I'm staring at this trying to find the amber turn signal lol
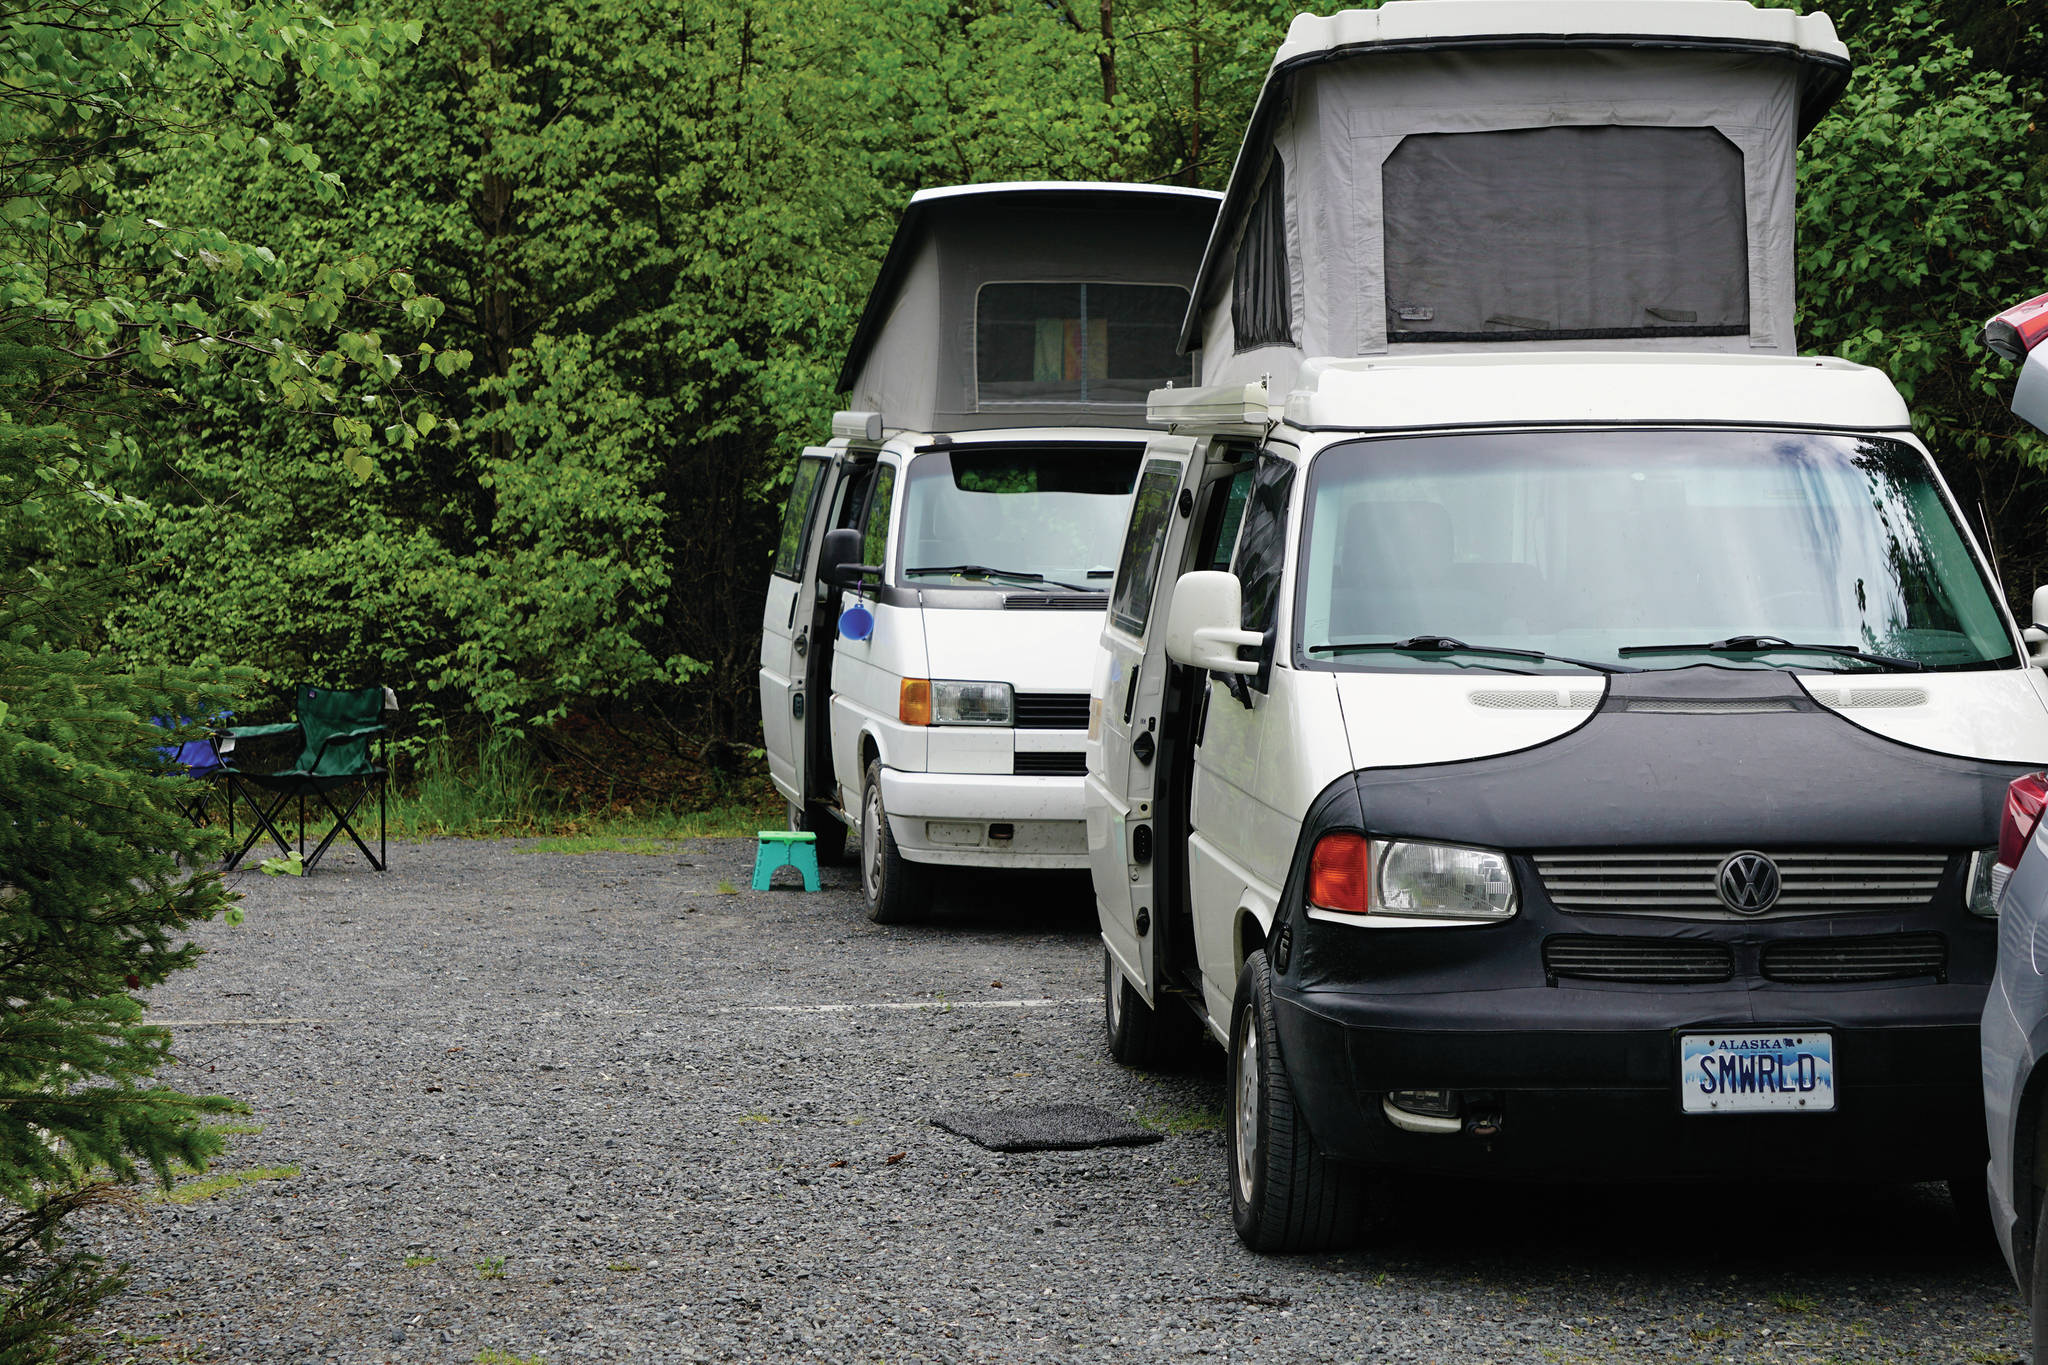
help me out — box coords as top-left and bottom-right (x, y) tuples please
(1308, 831), (1372, 914)
(899, 678), (932, 727)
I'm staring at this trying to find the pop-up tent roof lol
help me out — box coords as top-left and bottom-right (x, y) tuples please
(1185, 0), (1851, 394)
(839, 183), (1222, 434)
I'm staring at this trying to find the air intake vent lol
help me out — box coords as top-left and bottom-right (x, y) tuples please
(1804, 687), (1930, 709)
(1014, 752), (1087, 776)
(1544, 936), (1734, 984)
(1469, 689), (1603, 710)
(1760, 933), (1946, 984)
(1013, 693), (1091, 729)
(1003, 593), (1107, 610)
(1620, 698), (1799, 714)
(1532, 850), (1950, 917)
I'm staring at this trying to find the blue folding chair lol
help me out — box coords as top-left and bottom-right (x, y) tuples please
(155, 717), (234, 833)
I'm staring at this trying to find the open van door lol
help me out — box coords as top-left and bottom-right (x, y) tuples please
(1089, 436), (1202, 1005)
(761, 448), (833, 815)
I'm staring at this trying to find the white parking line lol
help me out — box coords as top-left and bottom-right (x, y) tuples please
(151, 998), (1094, 1027)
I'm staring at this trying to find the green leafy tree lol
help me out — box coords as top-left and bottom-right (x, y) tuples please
(0, 0), (432, 1350)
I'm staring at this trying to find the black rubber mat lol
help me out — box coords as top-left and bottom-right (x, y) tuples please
(929, 1103), (1164, 1152)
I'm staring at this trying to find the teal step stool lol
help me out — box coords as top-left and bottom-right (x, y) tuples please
(752, 830), (821, 892)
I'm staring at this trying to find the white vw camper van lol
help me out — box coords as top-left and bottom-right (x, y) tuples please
(760, 183), (1220, 923)
(1087, 1), (2048, 1251)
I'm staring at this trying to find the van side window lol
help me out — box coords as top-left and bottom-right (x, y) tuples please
(1202, 467), (1254, 572)
(861, 464), (897, 572)
(772, 457), (829, 579)
(1233, 454), (1296, 678)
(1109, 460), (1182, 636)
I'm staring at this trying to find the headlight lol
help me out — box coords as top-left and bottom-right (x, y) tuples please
(1968, 847), (2003, 918)
(930, 680), (1012, 726)
(1308, 832), (1516, 924)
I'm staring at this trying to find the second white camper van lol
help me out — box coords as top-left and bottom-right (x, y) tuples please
(760, 183), (1220, 923)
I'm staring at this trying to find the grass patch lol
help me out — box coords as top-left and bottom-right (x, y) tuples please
(474, 1351), (542, 1365)
(606, 1262), (638, 1273)
(1771, 1293), (1818, 1314)
(1138, 1106), (1226, 1135)
(149, 1166), (300, 1204)
(475, 1255), (506, 1280)
(201, 1122), (265, 1137)
(402, 1254), (439, 1268)
(715, 879), (739, 895)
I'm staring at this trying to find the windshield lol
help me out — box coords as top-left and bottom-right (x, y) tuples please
(1295, 431), (2016, 673)
(897, 446), (1142, 592)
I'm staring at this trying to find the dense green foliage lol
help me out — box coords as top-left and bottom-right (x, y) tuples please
(78, 0), (2047, 755)
(1, 0), (432, 1351)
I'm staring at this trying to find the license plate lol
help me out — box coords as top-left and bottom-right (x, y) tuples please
(1680, 1032), (1835, 1114)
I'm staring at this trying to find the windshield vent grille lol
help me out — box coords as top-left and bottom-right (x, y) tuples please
(1014, 751), (1087, 777)
(1804, 687), (1930, 709)
(1533, 850), (1951, 917)
(1468, 689), (1603, 710)
(1619, 698), (1799, 714)
(1013, 693), (1091, 730)
(1759, 933), (1947, 984)
(1003, 594), (1107, 610)
(1544, 936), (1734, 984)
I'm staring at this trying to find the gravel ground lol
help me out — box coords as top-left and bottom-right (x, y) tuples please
(77, 836), (2028, 1365)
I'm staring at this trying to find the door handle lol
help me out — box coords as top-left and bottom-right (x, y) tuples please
(794, 631), (808, 658)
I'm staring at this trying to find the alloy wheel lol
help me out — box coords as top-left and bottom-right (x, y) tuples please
(862, 784), (884, 902)
(1234, 1009), (1260, 1203)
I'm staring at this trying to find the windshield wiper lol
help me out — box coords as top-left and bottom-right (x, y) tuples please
(1616, 635), (1924, 671)
(1307, 634), (1635, 674)
(905, 564), (1100, 594)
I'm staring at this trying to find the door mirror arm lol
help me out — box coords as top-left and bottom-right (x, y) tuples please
(1164, 571), (1262, 677)
(819, 527), (883, 591)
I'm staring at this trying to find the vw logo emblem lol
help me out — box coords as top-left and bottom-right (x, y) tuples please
(1716, 851), (1781, 914)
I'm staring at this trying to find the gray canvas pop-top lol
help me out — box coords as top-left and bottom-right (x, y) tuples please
(1186, 0), (1852, 397)
(838, 183), (1222, 435)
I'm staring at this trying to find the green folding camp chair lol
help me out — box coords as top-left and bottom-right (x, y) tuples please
(222, 685), (393, 873)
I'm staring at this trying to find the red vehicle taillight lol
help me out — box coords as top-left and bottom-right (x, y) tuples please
(1984, 292), (2048, 364)
(1998, 772), (2048, 872)
(1308, 832), (1372, 914)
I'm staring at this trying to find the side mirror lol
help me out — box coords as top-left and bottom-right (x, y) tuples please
(2017, 348), (2048, 435)
(820, 527), (878, 590)
(1164, 571), (1263, 676)
(2028, 585), (2048, 667)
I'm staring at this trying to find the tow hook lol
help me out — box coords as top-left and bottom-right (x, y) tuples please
(1465, 1112), (1502, 1139)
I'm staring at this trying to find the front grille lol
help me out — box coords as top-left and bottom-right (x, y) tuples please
(1760, 933), (1947, 984)
(1013, 692), (1091, 729)
(1003, 593), (1106, 610)
(1544, 936), (1734, 984)
(1014, 752), (1086, 777)
(1532, 850), (1949, 917)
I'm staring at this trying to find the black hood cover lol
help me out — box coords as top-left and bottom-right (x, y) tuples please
(1349, 665), (2036, 850)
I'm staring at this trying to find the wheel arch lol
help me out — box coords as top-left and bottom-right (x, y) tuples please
(2017, 1059), (2048, 1292)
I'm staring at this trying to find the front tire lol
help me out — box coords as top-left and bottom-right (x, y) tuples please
(860, 760), (930, 924)
(789, 800), (847, 866)
(1104, 946), (1194, 1069)
(1227, 950), (1366, 1252)
(2033, 1181), (2048, 1363)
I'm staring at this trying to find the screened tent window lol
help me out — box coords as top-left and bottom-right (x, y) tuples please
(976, 283), (1192, 406)
(772, 457), (828, 579)
(1232, 157), (1292, 349)
(1110, 461), (1182, 636)
(1383, 126), (1749, 343)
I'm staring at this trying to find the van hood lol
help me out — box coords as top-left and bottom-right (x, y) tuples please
(1332, 664), (2043, 850)
(1330, 664), (2048, 773)
(918, 601), (1104, 692)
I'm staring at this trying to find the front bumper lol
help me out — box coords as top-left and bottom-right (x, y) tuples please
(877, 769), (1087, 869)
(1276, 979), (1985, 1181)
